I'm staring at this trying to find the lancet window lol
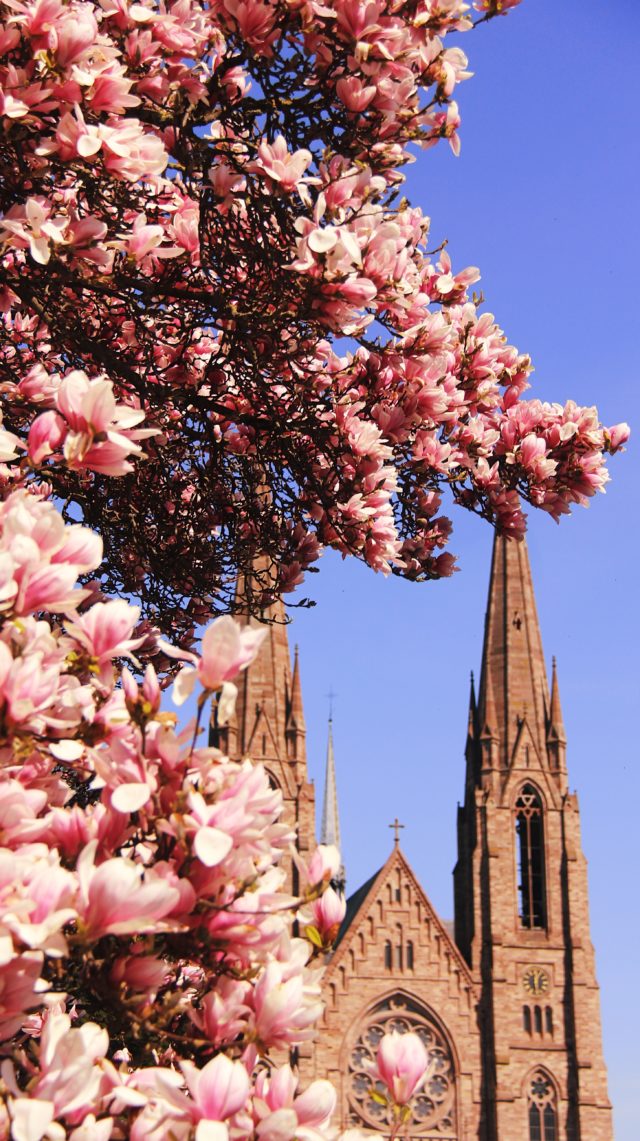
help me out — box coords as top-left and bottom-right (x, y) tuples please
(348, 996), (457, 1139)
(515, 785), (547, 929)
(527, 1071), (557, 1141)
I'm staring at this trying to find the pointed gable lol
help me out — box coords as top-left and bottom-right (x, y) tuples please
(328, 846), (477, 1004)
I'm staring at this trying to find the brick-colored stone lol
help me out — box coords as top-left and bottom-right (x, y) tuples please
(231, 537), (613, 1139)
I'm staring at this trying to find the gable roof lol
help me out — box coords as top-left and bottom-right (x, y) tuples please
(327, 845), (477, 995)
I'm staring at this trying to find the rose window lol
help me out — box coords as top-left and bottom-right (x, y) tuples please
(348, 996), (457, 1138)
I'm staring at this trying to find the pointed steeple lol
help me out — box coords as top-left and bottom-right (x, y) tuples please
(320, 716), (345, 889)
(548, 657), (566, 740)
(232, 559), (305, 769)
(546, 656), (567, 773)
(478, 531), (549, 768)
(466, 672), (477, 743)
(285, 645), (306, 760)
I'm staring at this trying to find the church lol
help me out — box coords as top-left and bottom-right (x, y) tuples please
(216, 533), (613, 1140)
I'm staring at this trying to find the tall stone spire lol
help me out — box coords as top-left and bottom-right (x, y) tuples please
(225, 559), (315, 893)
(232, 563), (305, 767)
(477, 531), (549, 768)
(320, 716), (345, 889)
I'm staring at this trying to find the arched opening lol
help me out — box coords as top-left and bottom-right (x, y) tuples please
(526, 1070), (558, 1141)
(545, 1007), (553, 1036)
(347, 995), (458, 1138)
(523, 1006), (532, 1035)
(384, 940), (392, 970)
(407, 940), (415, 970)
(515, 784), (547, 929)
(534, 1005), (542, 1035)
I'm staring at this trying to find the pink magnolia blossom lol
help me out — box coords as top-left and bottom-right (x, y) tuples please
(65, 600), (145, 677)
(374, 1031), (429, 1104)
(251, 135), (313, 192)
(252, 959), (323, 1048)
(303, 845), (341, 891)
(56, 371), (156, 477)
(27, 410), (67, 466)
(76, 842), (181, 938)
(306, 886), (346, 946)
(172, 615), (267, 705)
(0, 491), (102, 616)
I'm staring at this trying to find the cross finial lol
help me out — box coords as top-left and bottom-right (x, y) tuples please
(326, 688), (337, 721)
(389, 817), (405, 846)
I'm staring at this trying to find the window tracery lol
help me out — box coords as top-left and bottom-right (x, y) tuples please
(348, 996), (457, 1138)
(527, 1070), (558, 1141)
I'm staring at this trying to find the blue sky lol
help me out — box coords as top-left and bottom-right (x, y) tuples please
(286, 1), (639, 1135)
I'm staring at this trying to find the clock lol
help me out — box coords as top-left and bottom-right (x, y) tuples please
(522, 967), (550, 997)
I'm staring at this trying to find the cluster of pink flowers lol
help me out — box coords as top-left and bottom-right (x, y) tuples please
(0, 486), (355, 1138)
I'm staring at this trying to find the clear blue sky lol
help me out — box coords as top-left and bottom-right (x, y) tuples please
(286, 2), (639, 1136)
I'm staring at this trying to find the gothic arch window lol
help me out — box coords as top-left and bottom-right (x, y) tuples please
(515, 784), (547, 929)
(534, 1005), (542, 1035)
(407, 940), (415, 970)
(526, 1070), (558, 1141)
(545, 1007), (553, 1036)
(348, 995), (457, 1138)
(523, 1006), (532, 1035)
(384, 941), (392, 970)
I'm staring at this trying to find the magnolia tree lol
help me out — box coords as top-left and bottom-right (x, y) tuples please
(0, 496), (431, 1141)
(0, 0), (629, 641)
(0, 0), (630, 1137)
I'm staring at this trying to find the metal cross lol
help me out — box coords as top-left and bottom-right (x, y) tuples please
(325, 688), (337, 721)
(389, 818), (405, 845)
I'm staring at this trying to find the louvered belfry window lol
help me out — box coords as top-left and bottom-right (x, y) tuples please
(515, 785), (547, 929)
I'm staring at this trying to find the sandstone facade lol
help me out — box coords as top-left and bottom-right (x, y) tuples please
(225, 537), (613, 1140)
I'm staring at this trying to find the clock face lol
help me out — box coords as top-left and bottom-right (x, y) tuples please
(522, 967), (550, 997)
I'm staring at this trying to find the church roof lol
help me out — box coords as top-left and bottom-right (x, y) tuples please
(335, 867), (382, 947)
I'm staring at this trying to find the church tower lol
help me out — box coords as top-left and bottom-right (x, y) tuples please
(453, 534), (613, 1140)
(211, 566), (316, 893)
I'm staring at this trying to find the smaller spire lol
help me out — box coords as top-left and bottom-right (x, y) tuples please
(287, 645), (306, 732)
(285, 644), (306, 763)
(320, 715), (345, 889)
(548, 656), (567, 743)
(467, 671), (477, 741)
